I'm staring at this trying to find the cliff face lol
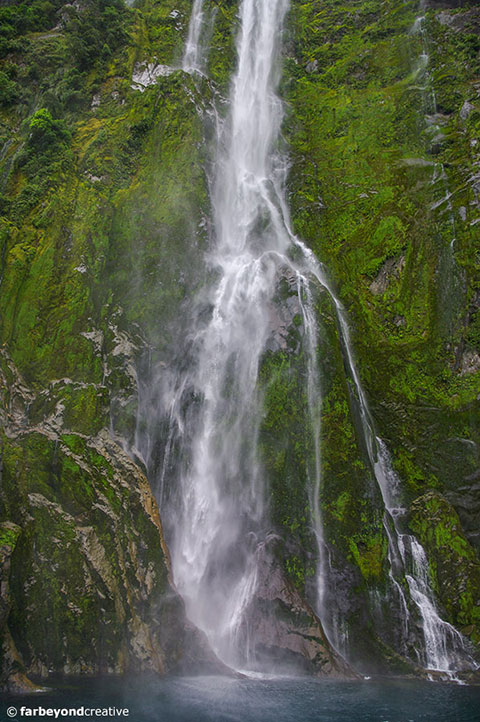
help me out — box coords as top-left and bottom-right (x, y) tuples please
(0, 404), (219, 688)
(0, 0), (479, 685)
(283, 0), (480, 668)
(0, 0), (218, 689)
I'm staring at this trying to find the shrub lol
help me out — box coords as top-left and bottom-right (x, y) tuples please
(28, 108), (70, 150)
(0, 70), (17, 105)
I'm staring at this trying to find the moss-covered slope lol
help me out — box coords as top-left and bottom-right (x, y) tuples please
(282, 0), (480, 665)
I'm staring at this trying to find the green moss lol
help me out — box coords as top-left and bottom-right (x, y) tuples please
(0, 0), (479, 675)
(259, 347), (311, 533)
(62, 385), (108, 435)
(206, 0), (238, 89)
(1, 428), (172, 672)
(138, 0), (193, 66)
(348, 533), (387, 582)
(284, 555), (316, 591)
(286, 0), (480, 537)
(105, 73), (209, 347)
(0, 522), (21, 551)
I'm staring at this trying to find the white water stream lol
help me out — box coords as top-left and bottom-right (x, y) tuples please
(175, 0), (292, 666)
(148, 0), (476, 676)
(182, 0), (206, 73)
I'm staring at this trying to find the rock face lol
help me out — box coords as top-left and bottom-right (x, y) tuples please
(426, 1), (472, 9)
(284, 0), (480, 669)
(0, 522), (41, 692)
(239, 535), (352, 677)
(0, 0), (222, 688)
(131, 60), (175, 92)
(369, 256), (406, 296)
(0, 355), (223, 689)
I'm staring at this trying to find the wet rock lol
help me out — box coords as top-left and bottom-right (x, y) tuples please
(399, 157), (435, 168)
(430, 2), (475, 14)
(460, 349), (480, 375)
(460, 101), (475, 122)
(238, 535), (353, 677)
(434, 7), (480, 34)
(429, 132), (447, 155)
(369, 255), (405, 296)
(425, 113), (450, 127)
(0, 411), (225, 684)
(131, 61), (175, 92)
(0, 522), (41, 692)
(265, 266), (303, 352)
(447, 479), (480, 551)
(409, 493), (480, 648)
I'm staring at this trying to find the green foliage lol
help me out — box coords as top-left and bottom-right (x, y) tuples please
(64, 0), (132, 72)
(287, 0), (480, 515)
(348, 532), (387, 582)
(0, 0), (478, 676)
(0, 522), (21, 551)
(284, 555), (315, 590)
(0, 1), (64, 58)
(0, 0), (233, 683)
(0, 424), (182, 671)
(465, 306), (480, 350)
(28, 108), (70, 150)
(258, 348), (311, 531)
(206, 0), (238, 88)
(9, 108), (72, 222)
(0, 69), (17, 105)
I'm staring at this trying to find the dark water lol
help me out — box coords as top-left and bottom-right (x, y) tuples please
(3, 676), (480, 722)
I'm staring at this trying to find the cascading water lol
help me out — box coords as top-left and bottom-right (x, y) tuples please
(182, 0), (206, 73)
(141, 0), (477, 677)
(166, 0), (292, 667)
(283, 243), (476, 676)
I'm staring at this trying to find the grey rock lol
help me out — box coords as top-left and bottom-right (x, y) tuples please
(131, 61), (175, 92)
(460, 349), (480, 375)
(369, 255), (405, 296)
(237, 534), (353, 677)
(460, 101), (475, 122)
(0, 522), (42, 692)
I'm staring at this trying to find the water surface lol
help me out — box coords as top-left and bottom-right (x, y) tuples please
(4, 676), (480, 722)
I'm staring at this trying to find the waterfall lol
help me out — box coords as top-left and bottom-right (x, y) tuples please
(296, 248), (476, 673)
(170, 0), (291, 667)
(146, 0), (476, 676)
(182, 0), (206, 73)
(406, 537), (469, 673)
(375, 441), (476, 675)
